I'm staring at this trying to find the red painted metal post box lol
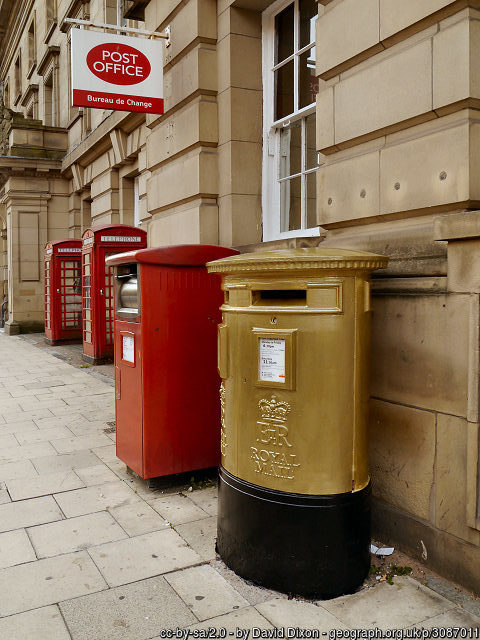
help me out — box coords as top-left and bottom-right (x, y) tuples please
(106, 244), (239, 480)
(82, 224), (147, 364)
(44, 239), (83, 345)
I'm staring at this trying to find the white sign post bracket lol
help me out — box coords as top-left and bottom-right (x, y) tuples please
(64, 18), (169, 43)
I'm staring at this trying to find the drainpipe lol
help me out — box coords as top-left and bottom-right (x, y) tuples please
(0, 298), (7, 328)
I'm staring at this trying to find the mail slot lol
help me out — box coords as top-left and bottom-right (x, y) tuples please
(207, 248), (388, 599)
(44, 239), (82, 345)
(106, 244), (239, 480)
(81, 224), (147, 364)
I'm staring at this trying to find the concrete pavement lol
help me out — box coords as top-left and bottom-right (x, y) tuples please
(0, 332), (478, 639)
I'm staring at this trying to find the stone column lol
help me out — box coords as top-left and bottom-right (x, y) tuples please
(1, 177), (50, 334)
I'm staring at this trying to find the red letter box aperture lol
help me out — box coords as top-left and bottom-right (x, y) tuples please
(82, 224), (147, 364)
(44, 239), (83, 344)
(106, 244), (239, 479)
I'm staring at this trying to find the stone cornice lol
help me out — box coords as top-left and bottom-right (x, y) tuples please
(62, 111), (145, 172)
(37, 45), (60, 77)
(0, 156), (62, 186)
(20, 83), (39, 108)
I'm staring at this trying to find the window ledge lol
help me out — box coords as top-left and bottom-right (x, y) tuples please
(43, 20), (57, 44)
(26, 62), (37, 79)
(237, 234), (325, 253)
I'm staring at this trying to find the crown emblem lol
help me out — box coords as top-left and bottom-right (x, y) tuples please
(258, 395), (291, 423)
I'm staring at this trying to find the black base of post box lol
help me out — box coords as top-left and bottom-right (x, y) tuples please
(217, 466), (371, 599)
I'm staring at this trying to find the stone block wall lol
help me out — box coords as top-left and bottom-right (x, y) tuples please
(316, 0), (480, 591)
(144, 0), (262, 247)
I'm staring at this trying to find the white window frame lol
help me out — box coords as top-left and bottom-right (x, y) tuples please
(262, 0), (320, 241)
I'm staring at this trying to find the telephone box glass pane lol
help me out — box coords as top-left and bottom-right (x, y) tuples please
(60, 258), (82, 331)
(104, 253), (116, 346)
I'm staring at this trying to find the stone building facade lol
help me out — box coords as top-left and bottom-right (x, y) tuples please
(0, 0), (479, 592)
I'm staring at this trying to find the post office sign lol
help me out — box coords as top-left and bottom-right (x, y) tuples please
(71, 28), (163, 114)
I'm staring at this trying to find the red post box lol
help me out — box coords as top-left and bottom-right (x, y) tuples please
(82, 224), (147, 364)
(106, 244), (239, 480)
(44, 239), (83, 345)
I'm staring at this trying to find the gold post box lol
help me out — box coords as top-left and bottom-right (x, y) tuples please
(207, 248), (388, 599)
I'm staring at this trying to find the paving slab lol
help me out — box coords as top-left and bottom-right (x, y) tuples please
(0, 551), (107, 616)
(187, 485), (218, 516)
(75, 463), (119, 486)
(88, 528), (202, 587)
(59, 574), (196, 640)
(68, 421), (112, 438)
(0, 481), (11, 504)
(0, 459), (38, 482)
(0, 399), (22, 413)
(0, 495), (63, 532)
(0, 433), (22, 448)
(210, 558), (287, 606)
(407, 607), (480, 628)
(92, 444), (119, 462)
(1, 334), (478, 636)
(34, 415), (85, 429)
(10, 388), (44, 398)
(0, 605), (71, 640)
(6, 469), (84, 501)
(109, 501), (168, 537)
(15, 426), (74, 444)
(184, 607), (274, 634)
(425, 576), (480, 618)
(0, 441), (56, 463)
(257, 598), (349, 630)
(51, 433), (113, 454)
(166, 564), (249, 621)
(32, 450), (103, 474)
(0, 529), (37, 568)
(149, 493), (210, 525)
(175, 516), (217, 561)
(321, 578), (455, 629)
(0, 419), (38, 433)
(28, 511), (128, 558)
(18, 399), (68, 412)
(54, 480), (141, 517)
(2, 408), (54, 422)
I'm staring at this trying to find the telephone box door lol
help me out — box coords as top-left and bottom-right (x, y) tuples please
(58, 258), (82, 338)
(82, 247), (94, 349)
(98, 248), (117, 357)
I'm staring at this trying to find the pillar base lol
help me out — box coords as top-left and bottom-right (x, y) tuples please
(217, 466), (371, 599)
(4, 320), (20, 336)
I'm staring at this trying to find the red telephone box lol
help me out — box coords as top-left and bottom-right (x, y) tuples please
(44, 239), (83, 345)
(82, 224), (147, 364)
(106, 244), (239, 479)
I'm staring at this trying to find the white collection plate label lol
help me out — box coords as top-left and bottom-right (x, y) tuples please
(259, 338), (285, 383)
(122, 335), (134, 363)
